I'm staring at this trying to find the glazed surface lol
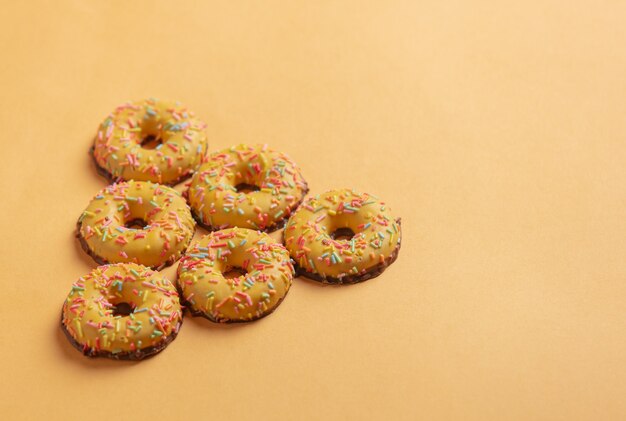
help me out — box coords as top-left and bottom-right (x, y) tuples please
(61, 263), (183, 359)
(77, 181), (195, 269)
(186, 144), (308, 231)
(177, 228), (294, 322)
(93, 98), (209, 185)
(284, 189), (401, 283)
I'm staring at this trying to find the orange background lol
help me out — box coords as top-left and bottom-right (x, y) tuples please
(1, 1), (626, 420)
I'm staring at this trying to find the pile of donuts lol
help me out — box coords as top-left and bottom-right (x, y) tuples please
(61, 99), (402, 360)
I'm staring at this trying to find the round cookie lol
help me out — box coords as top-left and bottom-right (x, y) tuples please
(284, 189), (401, 284)
(177, 228), (294, 323)
(77, 181), (195, 270)
(61, 263), (183, 360)
(186, 144), (308, 232)
(92, 98), (209, 185)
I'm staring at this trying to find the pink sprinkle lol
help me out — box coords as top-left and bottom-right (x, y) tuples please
(215, 297), (230, 309)
(169, 212), (182, 228)
(235, 291), (252, 306)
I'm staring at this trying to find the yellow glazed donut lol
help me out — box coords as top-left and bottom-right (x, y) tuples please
(61, 263), (183, 360)
(177, 228), (294, 323)
(186, 144), (308, 232)
(284, 189), (401, 284)
(92, 98), (209, 185)
(77, 181), (195, 269)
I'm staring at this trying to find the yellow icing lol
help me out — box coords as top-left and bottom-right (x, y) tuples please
(177, 228), (293, 322)
(78, 181), (195, 269)
(61, 263), (182, 356)
(284, 189), (401, 281)
(187, 144), (308, 231)
(93, 99), (209, 184)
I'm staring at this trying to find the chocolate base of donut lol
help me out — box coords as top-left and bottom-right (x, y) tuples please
(75, 219), (185, 271)
(90, 145), (196, 187)
(188, 183), (310, 234)
(294, 219), (402, 285)
(60, 312), (182, 361)
(176, 282), (291, 324)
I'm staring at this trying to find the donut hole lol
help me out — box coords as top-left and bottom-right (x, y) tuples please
(234, 183), (260, 194)
(111, 302), (134, 317)
(125, 218), (148, 230)
(330, 227), (356, 241)
(140, 134), (163, 150)
(222, 266), (247, 279)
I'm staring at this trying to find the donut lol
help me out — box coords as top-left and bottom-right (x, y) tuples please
(186, 144), (308, 232)
(61, 263), (183, 360)
(92, 98), (209, 185)
(177, 227), (294, 323)
(284, 189), (401, 284)
(77, 181), (195, 270)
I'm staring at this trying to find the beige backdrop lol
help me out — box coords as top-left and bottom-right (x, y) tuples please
(1, 1), (626, 420)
